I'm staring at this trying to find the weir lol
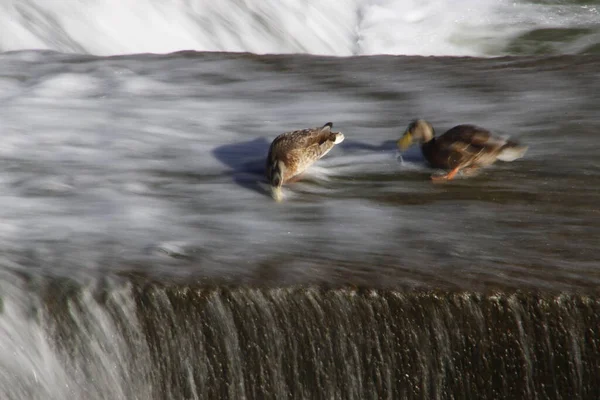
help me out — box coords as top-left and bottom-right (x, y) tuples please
(3, 278), (593, 399)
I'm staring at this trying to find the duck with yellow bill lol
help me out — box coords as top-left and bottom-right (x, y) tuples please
(397, 119), (528, 181)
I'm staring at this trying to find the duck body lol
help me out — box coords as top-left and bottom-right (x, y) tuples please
(398, 120), (528, 180)
(266, 122), (344, 201)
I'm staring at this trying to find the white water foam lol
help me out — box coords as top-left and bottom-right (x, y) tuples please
(0, 0), (598, 57)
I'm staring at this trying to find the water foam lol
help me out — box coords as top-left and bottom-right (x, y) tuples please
(0, 0), (598, 57)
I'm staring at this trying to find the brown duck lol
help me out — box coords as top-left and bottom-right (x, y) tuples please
(266, 122), (344, 201)
(397, 119), (528, 181)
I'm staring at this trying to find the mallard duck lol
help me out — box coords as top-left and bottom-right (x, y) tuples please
(397, 119), (528, 181)
(266, 122), (344, 201)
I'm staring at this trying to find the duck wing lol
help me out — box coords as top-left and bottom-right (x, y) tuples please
(439, 124), (497, 148)
(438, 124), (509, 162)
(271, 122), (337, 151)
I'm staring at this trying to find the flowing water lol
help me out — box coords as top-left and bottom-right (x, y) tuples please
(1, 0), (600, 399)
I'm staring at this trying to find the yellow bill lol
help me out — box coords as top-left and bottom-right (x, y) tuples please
(397, 132), (413, 151)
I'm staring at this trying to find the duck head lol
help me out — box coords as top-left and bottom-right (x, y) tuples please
(397, 119), (435, 150)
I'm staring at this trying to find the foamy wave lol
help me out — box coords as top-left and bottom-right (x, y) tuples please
(0, 1), (599, 57)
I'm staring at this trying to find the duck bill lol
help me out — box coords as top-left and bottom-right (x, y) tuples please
(397, 133), (413, 151)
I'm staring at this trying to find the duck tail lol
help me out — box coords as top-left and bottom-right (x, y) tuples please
(322, 122), (345, 144)
(332, 132), (345, 144)
(497, 140), (528, 162)
(269, 161), (285, 202)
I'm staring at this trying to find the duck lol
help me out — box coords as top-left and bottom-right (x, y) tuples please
(397, 119), (528, 181)
(266, 122), (344, 201)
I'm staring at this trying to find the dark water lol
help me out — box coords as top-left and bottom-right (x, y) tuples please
(25, 282), (600, 399)
(0, 51), (599, 399)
